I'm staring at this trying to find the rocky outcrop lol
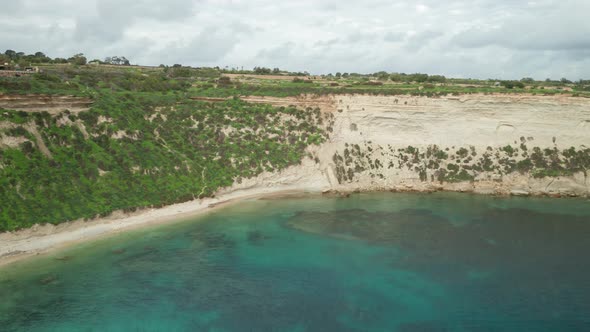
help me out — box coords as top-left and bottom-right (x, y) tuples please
(0, 94), (92, 114)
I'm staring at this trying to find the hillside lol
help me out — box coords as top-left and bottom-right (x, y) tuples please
(1, 63), (589, 232)
(0, 65), (332, 231)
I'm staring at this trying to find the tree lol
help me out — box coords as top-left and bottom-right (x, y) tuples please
(374, 71), (389, 81)
(390, 73), (405, 82)
(68, 53), (87, 65)
(253, 67), (272, 74)
(105, 56), (130, 66)
(28, 51), (51, 63)
(501, 81), (524, 89)
(4, 50), (16, 59)
(218, 76), (232, 85)
(409, 73), (429, 83)
(501, 81), (515, 89)
(427, 75), (447, 83)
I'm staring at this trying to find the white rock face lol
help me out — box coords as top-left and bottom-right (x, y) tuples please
(267, 94), (590, 197)
(330, 94), (590, 149)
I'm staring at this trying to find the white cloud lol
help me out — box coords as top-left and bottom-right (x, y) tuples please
(1, 0), (589, 80)
(416, 4), (429, 13)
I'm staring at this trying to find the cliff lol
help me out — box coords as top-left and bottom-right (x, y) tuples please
(1, 92), (589, 232)
(241, 94), (590, 197)
(1, 92), (589, 259)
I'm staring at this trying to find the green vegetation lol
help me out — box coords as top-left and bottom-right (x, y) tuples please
(189, 78), (590, 99)
(3, 49), (589, 98)
(331, 143), (590, 185)
(0, 62), (329, 231)
(188, 70), (590, 99)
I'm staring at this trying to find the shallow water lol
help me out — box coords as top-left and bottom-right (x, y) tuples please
(1, 192), (590, 331)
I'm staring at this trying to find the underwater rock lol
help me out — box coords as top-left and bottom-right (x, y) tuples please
(39, 275), (58, 285)
(247, 230), (270, 245)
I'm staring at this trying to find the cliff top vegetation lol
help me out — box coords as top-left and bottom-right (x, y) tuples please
(2, 49), (589, 99)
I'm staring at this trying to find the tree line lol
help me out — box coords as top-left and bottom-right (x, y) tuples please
(1, 50), (132, 68)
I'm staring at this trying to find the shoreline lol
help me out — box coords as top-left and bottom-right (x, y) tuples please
(0, 185), (319, 268)
(1, 182), (588, 268)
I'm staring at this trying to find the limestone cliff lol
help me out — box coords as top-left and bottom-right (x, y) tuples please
(243, 94), (590, 197)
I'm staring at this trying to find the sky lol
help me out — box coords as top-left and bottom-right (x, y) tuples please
(1, 0), (589, 79)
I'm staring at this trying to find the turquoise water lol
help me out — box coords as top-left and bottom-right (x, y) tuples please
(2, 192), (590, 331)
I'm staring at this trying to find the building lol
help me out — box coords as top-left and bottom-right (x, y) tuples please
(0, 63), (37, 77)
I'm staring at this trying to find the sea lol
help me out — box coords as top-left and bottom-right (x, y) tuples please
(1, 192), (590, 331)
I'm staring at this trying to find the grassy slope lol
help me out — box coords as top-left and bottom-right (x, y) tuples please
(0, 66), (330, 231)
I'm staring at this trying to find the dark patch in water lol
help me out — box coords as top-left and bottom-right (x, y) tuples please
(287, 207), (590, 272)
(287, 206), (590, 326)
(197, 232), (236, 249)
(178, 265), (374, 331)
(247, 230), (270, 245)
(286, 208), (451, 246)
(39, 274), (58, 285)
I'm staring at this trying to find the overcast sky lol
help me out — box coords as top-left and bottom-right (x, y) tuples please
(1, 0), (589, 79)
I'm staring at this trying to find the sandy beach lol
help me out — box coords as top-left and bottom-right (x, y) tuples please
(0, 184), (321, 268)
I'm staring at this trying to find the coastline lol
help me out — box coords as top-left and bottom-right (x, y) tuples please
(1, 180), (588, 268)
(0, 184), (320, 268)
(2, 92), (589, 268)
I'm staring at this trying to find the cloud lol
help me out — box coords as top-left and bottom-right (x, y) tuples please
(179, 27), (241, 63)
(74, 0), (197, 44)
(405, 30), (444, 51)
(452, 5), (590, 51)
(257, 42), (296, 60)
(0, 1), (24, 15)
(416, 4), (429, 13)
(346, 31), (377, 43)
(384, 32), (405, 43)
(1, 0), (589, 79)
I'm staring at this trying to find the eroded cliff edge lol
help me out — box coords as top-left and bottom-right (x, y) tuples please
(239, 94), (590, 197)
